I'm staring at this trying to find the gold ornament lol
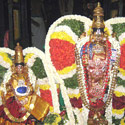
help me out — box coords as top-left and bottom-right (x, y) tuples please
(92, 2), (105, 29)
(14, 43), (24, 64)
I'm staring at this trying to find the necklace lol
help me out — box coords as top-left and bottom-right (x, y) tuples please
(83, 41), (111, 104)
(75, 40), (120, 112)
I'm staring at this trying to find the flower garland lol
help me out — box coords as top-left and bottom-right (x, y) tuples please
(45, 15), (93, 124)
(0, 52), (12, 68)
(45, 15), (125, 124)
(43, 113), (62, 125)
(23, 47), (60, 114)
(45, 15), (92, 124)
(49, 25), (77, 77)
(105, 17), (125, 36)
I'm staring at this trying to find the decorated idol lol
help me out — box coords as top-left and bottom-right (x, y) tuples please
(45, 2), (125, 125)
(76, 3), (120, 124)
(0, 43), (61, 124)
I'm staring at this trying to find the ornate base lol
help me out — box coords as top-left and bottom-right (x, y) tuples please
(88, 117), (108, 125)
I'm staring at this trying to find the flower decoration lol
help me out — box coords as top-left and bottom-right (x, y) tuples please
(104, 27), (110, 36)
(24, 53), (34, 63)
(49, 38), (75, 72)
(43, 113), (62, 125)
(120, 117), (125, 125)
(87, 26), (93, 36)
(0, 52), (12, 68)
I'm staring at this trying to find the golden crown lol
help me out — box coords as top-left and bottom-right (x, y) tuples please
(14, 43), (24, 64)
(92, 2), (105, 29)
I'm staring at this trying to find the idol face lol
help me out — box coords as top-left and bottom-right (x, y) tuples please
(93, 32), (104, 43)
(15, 65), (24, 74)
(91, 28), (105, 44)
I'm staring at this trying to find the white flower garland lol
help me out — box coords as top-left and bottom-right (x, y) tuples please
(118, 32), (125, 42)
(0, 48), (14, 55)
(54, 25), (78, 43)
(114, 85), (125, 93)
(81, 104), (89, 125)
(0, 56), (11, 69)
(105, 17), (125, 35)
(26, 54), (37, 67)
(117, 72), (125, 80)
(109, 36), (120, 51)
(105, 99), (113, 125)
(67, 88), (79, 95)
(73, 108), (84, 125)
(23, 47), (60, 113)
(45, 15), (92, 124)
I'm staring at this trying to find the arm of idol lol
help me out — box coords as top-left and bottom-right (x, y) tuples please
(25, 77), (34, 95)
(17, 97), (28, 113)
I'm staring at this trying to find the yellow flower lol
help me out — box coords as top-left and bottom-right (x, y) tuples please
(51, 31), (75, 45)
(68, 93), (81, 99)
(0, 52), (12, 66)
(112, 108), (124, 115)
(87, 27), (93, 36)
(114, 91), (125, 97)
(55, 115), (61, 123)
(119, 68), (125, 76)
(104, 27), (110, 36)
(121, 117), (125, 125)
(57, 63), (76, 75)
(49, 106), (54, 112)
(120, 39), (125, 46)
(38, 84), (50, 90)
(79, 108), (83, 112)
(52, 113), (61, 125)
(24, 53), (34, 63)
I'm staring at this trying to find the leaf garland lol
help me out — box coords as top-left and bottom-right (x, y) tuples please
(112, 116), (121, 125)
(64, 73), (78, 89)
(111, 23), (125, 40)
(31, 57), (47, 79)
(58, 19), (84, 37)
(0, 65), (7, 84)
(43, 113), (61, 124)
(116, 77), (125, 87)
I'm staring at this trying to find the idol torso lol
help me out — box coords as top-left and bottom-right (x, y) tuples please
(82, 40), (110, 104)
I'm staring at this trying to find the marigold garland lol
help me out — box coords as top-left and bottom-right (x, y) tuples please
(0, 52), (12, 66)
(114, 91), (125, 97)
(120, 117), (125, 125)
(24, 53), (34, 63)
(120, 39), (125, 46)
(44, 113), (62, 125)
(57, 63), (76, 75)
(119, 68), (125, 76)
(112, 108), (124, 115)
(38, 84), (50, 90)
(51, 31), (75, 45)
(68, 93), (81, 99)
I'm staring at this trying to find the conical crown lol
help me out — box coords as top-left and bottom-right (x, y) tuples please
(14, 43), (24, 64)
(92, 2), (105, 29)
